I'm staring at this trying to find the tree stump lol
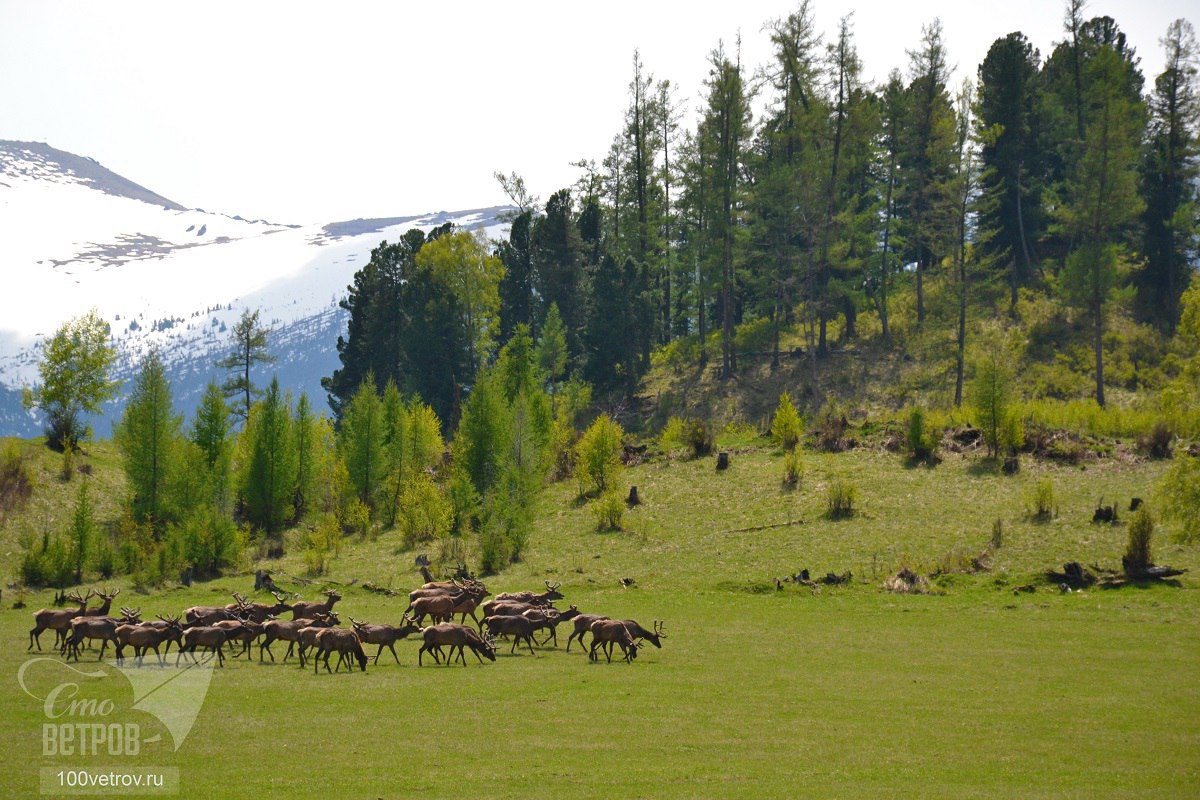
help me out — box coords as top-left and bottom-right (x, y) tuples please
(716, 451), (730, 471)
(1002, 455), (1019, 474)
(627, 485), (640, 506)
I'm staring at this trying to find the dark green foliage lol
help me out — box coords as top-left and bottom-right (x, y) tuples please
(1124, 506), (1154, 573)
(532, 190), (588, 363)
(19, 530), (75, 588)
(684, 418), (714, 458)
(241, 377), (295, 533)
(585, 255), (653, 394)
(339, 375), (384, 511)
(906, 406), (938, 463)
(498, 210), (536, 343)
(67, 479), (94, 583)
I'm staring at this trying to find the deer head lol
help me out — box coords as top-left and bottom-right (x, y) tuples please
(653, 620), (667, 639)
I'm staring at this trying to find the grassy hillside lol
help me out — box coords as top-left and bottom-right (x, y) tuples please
(1, 434), (1196, 797)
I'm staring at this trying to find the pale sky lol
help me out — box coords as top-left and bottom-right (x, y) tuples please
(1, 1), (1193, 224)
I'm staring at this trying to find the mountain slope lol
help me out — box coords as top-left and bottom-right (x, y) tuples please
(0, 140), (511, 435)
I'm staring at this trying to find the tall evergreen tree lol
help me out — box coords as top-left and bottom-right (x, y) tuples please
(1136, 18), (1199, 332)
(531, 190), (588, 363)
(497, 210), (536, 343)
(116, 348), (181, 536)
(340, 374), (385, 511)
(976, 32), (1046, 310)
(241, 377), (295, 533)
(217, 308), (276, 425)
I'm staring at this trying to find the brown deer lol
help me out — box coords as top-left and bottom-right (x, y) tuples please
(482, 615), (539, 655)
(290, 589), (342, 620)
(409, 594), (460, 626)
(312, 628), (368, 673)
(587, 619), (640, 663)
(176, 625), (234, 667)
(417, 623), (496, 666)
(212, 618), (265, 658)
(115, 616), (183, 666)
(348, 616), (422, 665)
(493, 580), (563, 605)
(525, 605), (579, 647)
(620, 619), (666, 649)
(28, 589), (92, 651)
(64, 607), (142, 661)
(259, 612), (338, 662)
(228, 590), (293, 622)
(565, 613), (610, 653)
(185, 593), (250, 625)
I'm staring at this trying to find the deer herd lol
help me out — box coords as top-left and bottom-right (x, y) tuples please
(25, 580), (666, 672)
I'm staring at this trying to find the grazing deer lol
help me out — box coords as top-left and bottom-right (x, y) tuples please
(587, 619), (640, 663)
(290, 589), (342, 620)
(417, 623), (496, 666)
(493, 580), (563, 605)
(29, 589), (92, 651)
(177, 625), (234, 667)
(259, 612), (338, 662)
(620, 619), (666, 649)
(482, 615), (539, 656)
(565, 613), (610, 653)
(312, 628), (368, 673)
(65, 608), (142, 661)
(348, 616), (421, 665)
(115, 616), (183, 667)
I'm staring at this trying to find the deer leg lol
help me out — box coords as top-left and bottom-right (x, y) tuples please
(388, 643), (401, 665)
(523, 634), (536, 656)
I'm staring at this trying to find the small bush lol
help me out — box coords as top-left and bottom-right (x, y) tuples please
(659, 416), (687, 454)
(814, 401), (849, 452)
(18, 531), (75, 588)
(1124, 506), (1154, 574)
(771, 393), (804, 451)
(1028, 478), (1055, 521)
(592, 490), (626, 531)
(782, 449), (802, 487)
(303, 513), (343, 576)
(683, 419), (714, 458)
(1157, 454), (1200, 543)
(0, 441), (34, 521)
(1137, 422), (1173, 459)
(575, 414), (625, 495)
(826, 479), (858, 519)
(397, 473), (454, 549)
(92, 537), (116, 579)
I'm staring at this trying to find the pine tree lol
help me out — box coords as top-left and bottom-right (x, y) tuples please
(217, 308), (276, 425)
(1136, 18), (1199, 333)
(116, 348), (181, 536)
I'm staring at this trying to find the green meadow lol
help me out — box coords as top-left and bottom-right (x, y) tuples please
(2, 446), (1197, 797)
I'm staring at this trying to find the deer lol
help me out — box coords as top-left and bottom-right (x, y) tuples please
(525, 605), (580, 647)
(312, 628), (368, 673)
(28, 589), (92, 651)
(228, 590), (293, 622)
(115, 616), (184, 667)
(565, 613), (610, 653)
(259, 612), (338, 663)
(290, 589), (342, 620)
(64, 607), (142, 661)
(482, 614), (540, 656)
(348, 615), (422, 665)
(417, 623), (496, 666)
(185, 594), (250, 625)
(81, 587), (121, 618)
(620, 619), (666, 650)
(177, 624), (234, 667)
(481, 599), (549, 619)
(493, 580), (563, 605)
(212, 618), (265, 659)
(587, 619), (640, 663)
(409, 594), (460, 626)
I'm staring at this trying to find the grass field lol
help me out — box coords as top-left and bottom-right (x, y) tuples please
(2, 444), (1197, 797)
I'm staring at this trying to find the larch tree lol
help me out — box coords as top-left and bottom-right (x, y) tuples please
(217, 308), (276, 425)
(116, 348), (181, 537)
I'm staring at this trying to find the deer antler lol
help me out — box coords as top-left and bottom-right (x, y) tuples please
(545, 580), (561, 590)
(270, 589), (287, 603)
(653, 620), (666, 637)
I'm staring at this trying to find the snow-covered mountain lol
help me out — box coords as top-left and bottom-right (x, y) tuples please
(0, 140), (512, 437)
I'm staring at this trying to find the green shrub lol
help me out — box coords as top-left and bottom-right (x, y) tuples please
(92, 537), (116, 579)
(782, 449), (802, 487)
(826, 479), (858, 519)
(592, 490), (626, 531)
(1157, 454), (1200, 543)
(1137, 422), (1173, 459)
(0, 441), (34, 521)
(906, 406), (938, 462)
(575, 414), (624, 495)
(660, 416), (687, 455)
(734, 316), (776, 355)
(771, 393), (803, 451)
(1028, 478), (1055, 521)
(1124, 506), (1154, 574)
(18, 531), (75, 588)
(302, 513), (343, 577)
(683, 418), (714, 458)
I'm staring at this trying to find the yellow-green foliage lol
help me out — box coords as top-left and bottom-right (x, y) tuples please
(783, 449), (802, 486)
(302, 512), (344, 576)
(575, 414), (624, 495)
(591, 490), (626, 531)
(826, 478), (858, 519)
(771, 392), (803, 451)
(660, 416), (687, 455)
(1124, 506), (1154, 572)
(1028, 478), (1055, 520)
(397, 472), (454, 549)
(1157, 455), (1200, 543)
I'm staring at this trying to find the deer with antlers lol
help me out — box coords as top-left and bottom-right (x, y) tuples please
(482, 614), (541, 656)
(64, 607), (142, 661)
(587, 619), (641, 664)
(290, 589), (342, 620)
(184, 593), (250, 625)
(492, 580), (563, 605)
(417, 623), (496, 666)
(115, 616), (184, 667)
(176, 624), (234, 667)
(228, 590), (293, 623)
(28, 589), (92, 651)
(348, 615), (422, 665)
(258, 612), (338, 663)
(565, 613), (609, 653)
